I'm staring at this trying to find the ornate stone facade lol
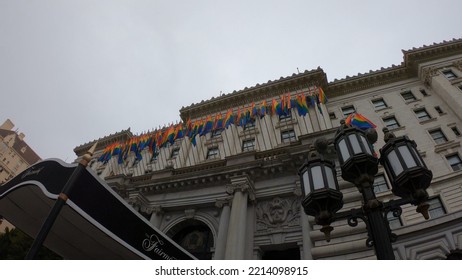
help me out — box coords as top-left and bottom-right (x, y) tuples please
(76, 38), (462, 259)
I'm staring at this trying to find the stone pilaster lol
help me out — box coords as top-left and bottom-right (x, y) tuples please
(148, 206), (163, 229)
(214, 198), (231, 259)
(224, 176), (255, 259)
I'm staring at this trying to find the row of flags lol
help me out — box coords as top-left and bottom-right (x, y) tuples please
(98, 87), (330, 163)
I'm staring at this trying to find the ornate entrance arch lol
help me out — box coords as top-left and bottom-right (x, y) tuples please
(166, 220), (214, 260)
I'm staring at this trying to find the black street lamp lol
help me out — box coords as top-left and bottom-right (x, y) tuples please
(299, 120), (433, 260)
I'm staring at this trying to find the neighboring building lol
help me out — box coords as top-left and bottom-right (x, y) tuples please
(0, 119), (41, 232)
(74, 38), (462, 260)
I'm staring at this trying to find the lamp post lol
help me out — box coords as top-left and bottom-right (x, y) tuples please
(299, 120), (433, 260)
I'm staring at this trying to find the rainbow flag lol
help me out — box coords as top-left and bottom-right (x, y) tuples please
(250, 102), (257, 118)
(296, 93), (308, 116)
(174, 123), (185, 140)
(318, 87), (328, 104)
(201, 115), (214, 136)
(259, 100), (267, 118)
(345, 113), (376, 130)
(213, 113), (224, 130)
(224, 109), (234, 128)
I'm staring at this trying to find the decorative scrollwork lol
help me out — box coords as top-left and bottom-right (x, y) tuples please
(347, 216), (359, 227)
(366, 237), (374, 248)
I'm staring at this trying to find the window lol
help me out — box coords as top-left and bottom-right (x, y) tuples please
(281, 130), (296, 143)
(451, 126), (461, 137)
(211, 129), (223, 138)
(206, 147), (219, 159)
(428, 197), (446, 219)
(386, 212), (403, 230)
(442, 69), (457, 80)
(279, 110), (292, 121)
(329, 112), (336, 119)
(242, 138), (255, 152)
(414, 108), (431, 122)
(243, 121), (255, 130)
(429, 129), (447, 144)
(434, 106), (443, 115)
(401, 91), (416, 102)
(373, 175), (389, 194)
(446, 154), (462, 171)
(383, 116), (400, 130)
(341, 106), (355, 117)
(372, 98), (387, 110)
(420, 89), (428, 96)
(170, 148), (180, 158)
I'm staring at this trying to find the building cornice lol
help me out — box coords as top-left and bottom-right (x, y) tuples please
(327, 38), (462, 98)
(74, 128), (132, 157)
(179, 68), (328, 121)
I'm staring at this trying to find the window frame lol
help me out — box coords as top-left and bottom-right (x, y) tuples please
(386, 211), (403, 230)
(442, 69), (457, 80)
(242, 138), (256, 152)
(451, 126), (461, 137)
(372, 98), (388, 110)
(401, 91), (417, 102)
(429, 129), (448, 145)
(373, 174), (389, 194)
(446, 154), (462, 171)
(206, 147), (220, 159)
(281, 129), (296, 143)
(414, 108), (431, 122)
(170, 147), (180, 158)
(341, 105), (356, 117)
(279, 110), (292, 121)
(427, 197), (446, 219)
(383, 116), (400, 130)
(211, 128), (223, 138)
(243, 121), (256, 130)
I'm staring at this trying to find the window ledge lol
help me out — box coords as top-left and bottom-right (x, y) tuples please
(405, 98), (421, 105)
(419, 117), (437, 125)
(205, 137), (224, 146)
(449, 77), (462, 85)
(375, 106), (392, 113)
(434, 140), (460, 153)
(238, 127), (260, 138)
(388, 126), (406, 133)
(276, 119), (298, 129)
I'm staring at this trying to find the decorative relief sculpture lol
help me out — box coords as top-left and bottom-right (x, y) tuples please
(256, 197), (300, 231)
(453, 60), (462, 71)
(422, 67), (438, 86)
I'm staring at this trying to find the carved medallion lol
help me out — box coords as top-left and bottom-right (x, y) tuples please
(256, 197), (300, 231)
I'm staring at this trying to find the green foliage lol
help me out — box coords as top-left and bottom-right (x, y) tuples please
(0, 227), (62, 260)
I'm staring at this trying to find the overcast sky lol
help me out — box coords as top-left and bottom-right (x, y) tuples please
(1, 0), (461, 162)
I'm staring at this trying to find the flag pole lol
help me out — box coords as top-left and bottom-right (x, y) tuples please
(25, 142), (97, 259)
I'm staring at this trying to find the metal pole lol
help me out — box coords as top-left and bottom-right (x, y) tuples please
(25, 143), (96, 259)
(361, 185), (395, 260)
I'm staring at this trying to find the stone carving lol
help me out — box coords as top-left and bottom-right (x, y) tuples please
(453, 60), (462, 71)
(256, 197), (300, 231)
(422, 67), (438, 86)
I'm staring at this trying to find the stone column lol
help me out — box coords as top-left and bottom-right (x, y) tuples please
(214, 199), (231, 259)
(296, 180), (313, 260)
(224, 176), (255, 259)
(300, 204), (314, 259)
(148, 206), (163, 229)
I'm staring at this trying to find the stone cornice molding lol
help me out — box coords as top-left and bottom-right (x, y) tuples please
(74, 128), (132, 157)
(179, 68), (328, 121)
